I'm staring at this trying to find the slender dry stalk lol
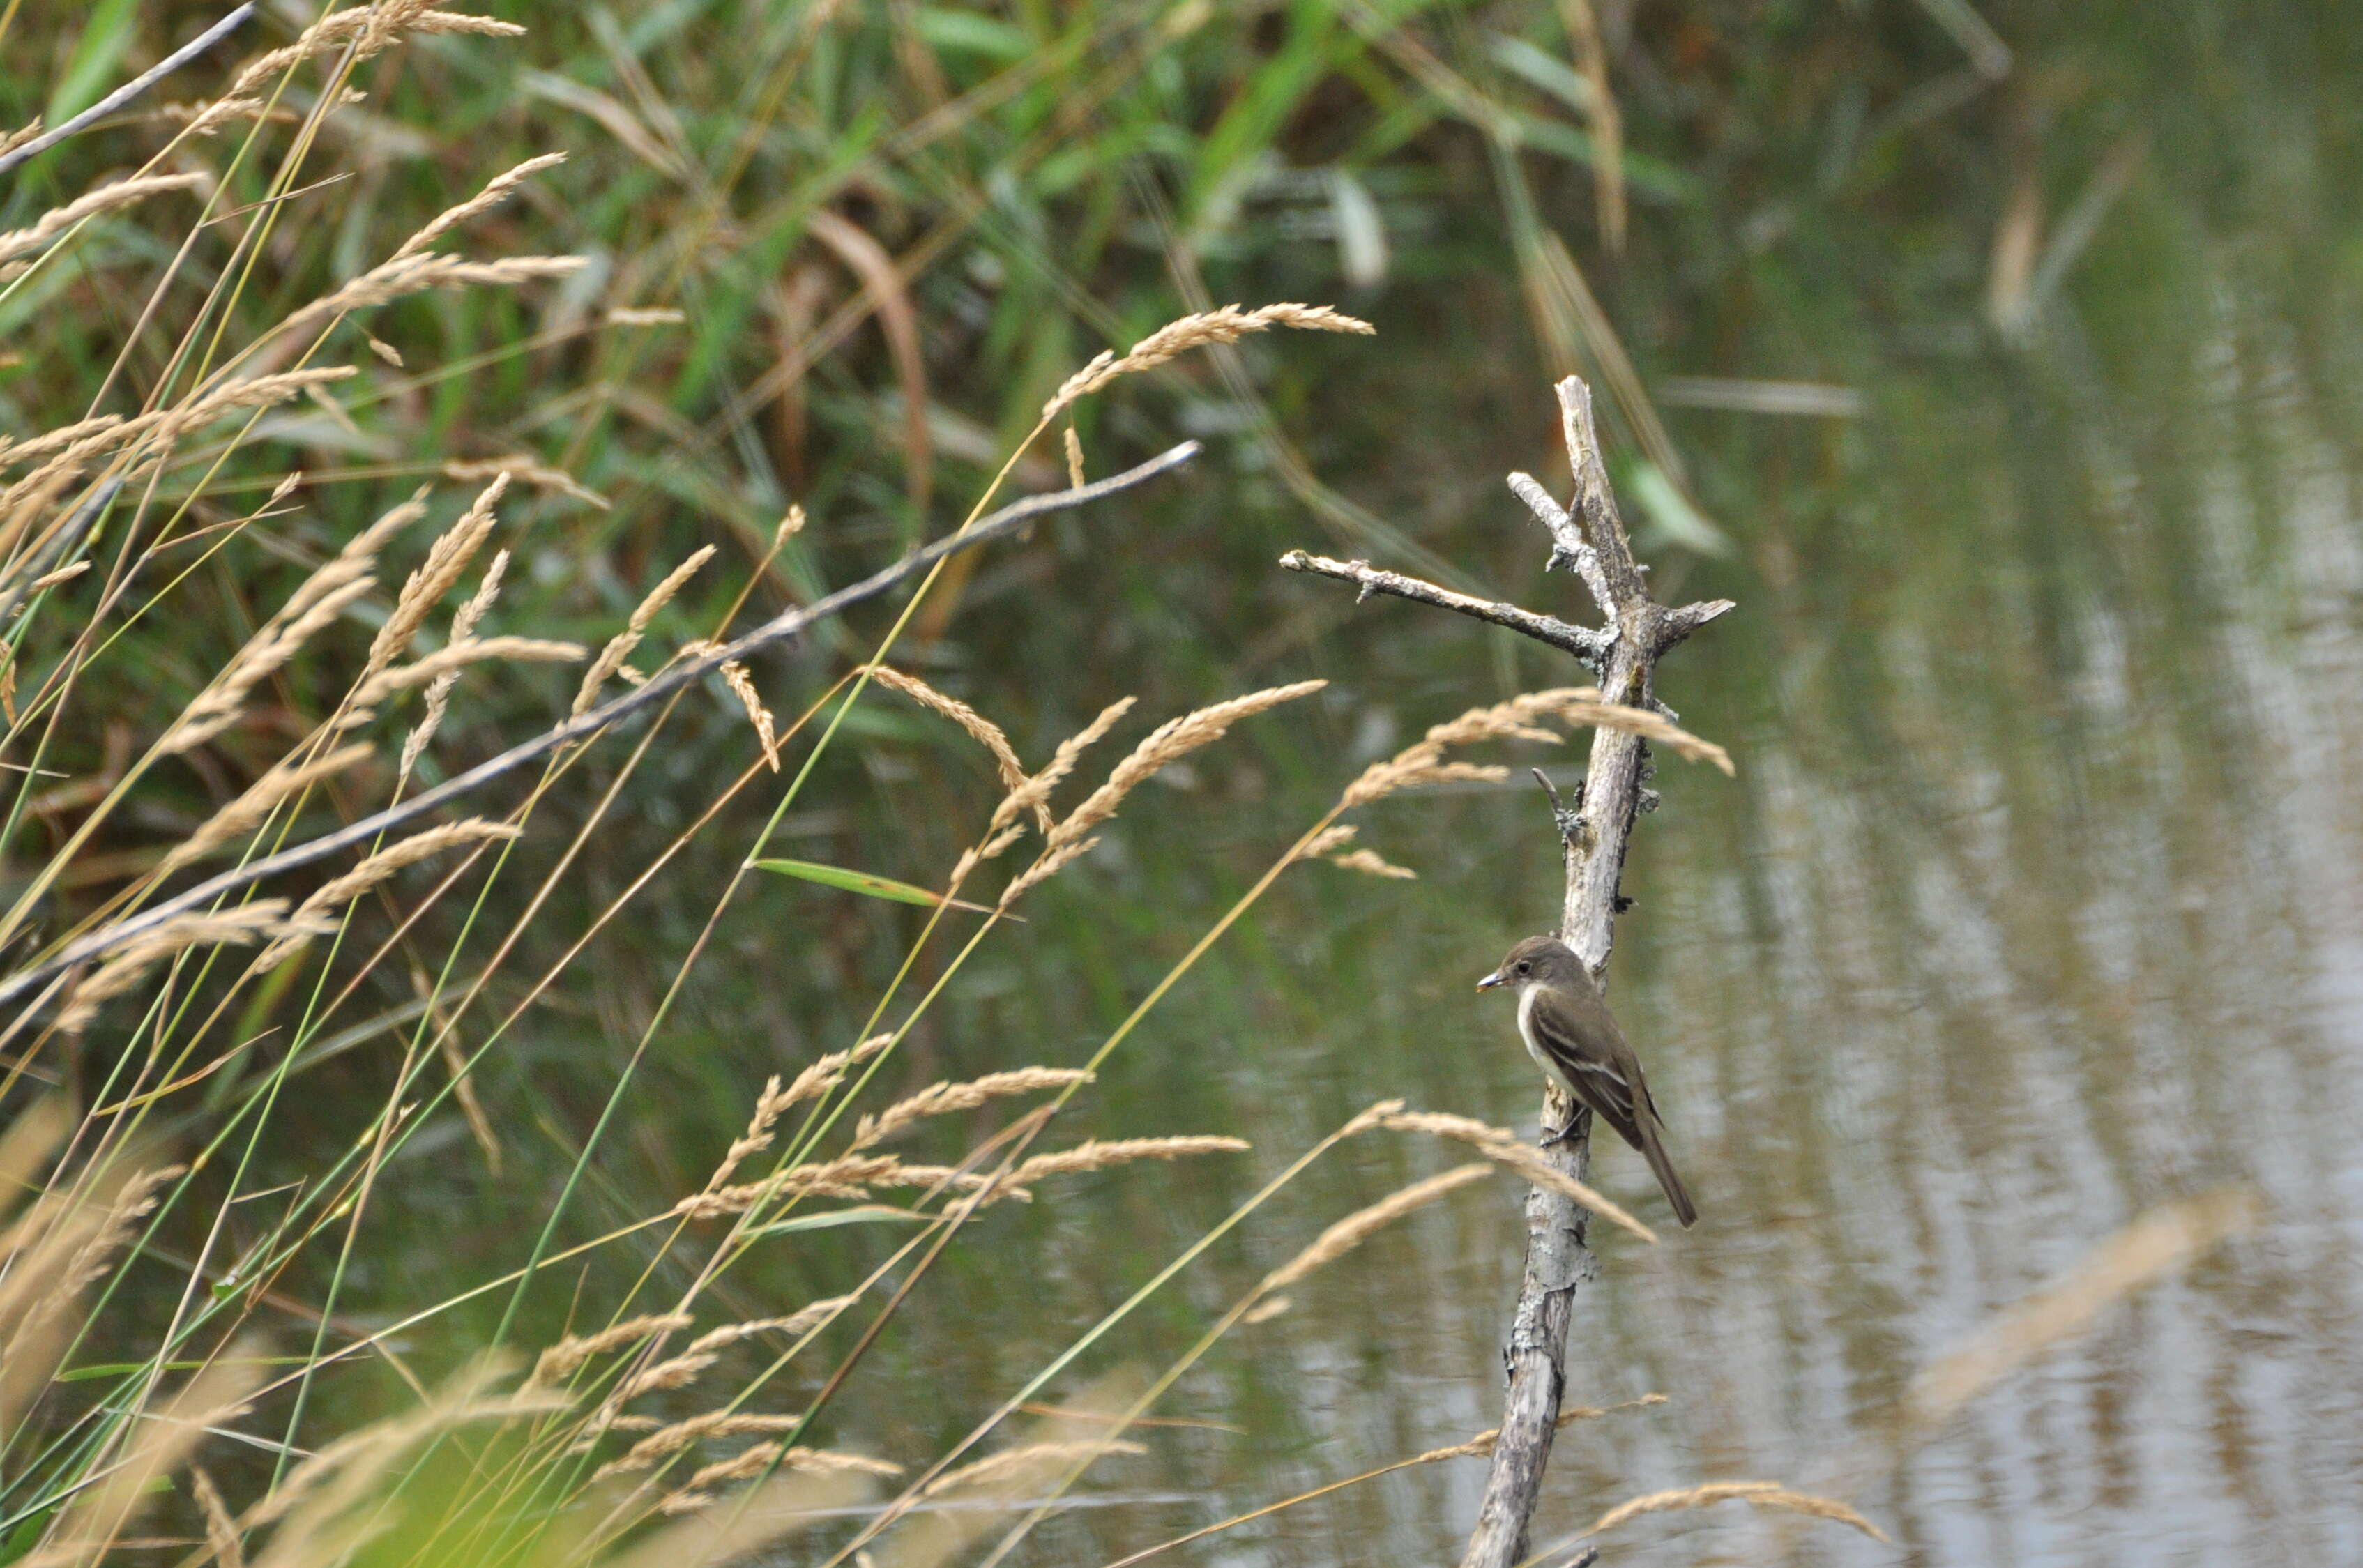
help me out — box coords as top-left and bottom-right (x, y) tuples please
(158, 744), (372, 876)
(575, 547), (715, 715)
(921, 1440), (1145, 1500)
(862, 664), (1028, 800)
(1048, 681), (1326, 851)
(367, 474), (508, 674)
(685, 1297), (858, 1355)
(190, 1467), (245, 1568)
(354, 634), (584, 704)
(673, 1155), (995, 1219)
(1325, 847), (1416, 879)
(442, 452), (606, 508)
(1585, 1481), (1889, 1543)
(987, 696), (1135, 835)
(1378, 1109), (1655, 1244)
(400, 549), (508, 777)
(393, 151), (566, 259)
(276, 254), (585, 343)
(682, 1442), (904, 1495)
(30, 1355), (260, 1565)
(1042, 303), (1374, 420)
(851, 1067), (1091, 1149)
(527, 1314), (696, 1391)
(720, 662), (778, 770)
(0, 173), (208, 266)
(1259, 1164), (1491, 1296)
(778, 1035), (895, 1111)
(1005, 1136), (1248, 1185)
(254, 820), (519, 968)
(1063, 427), (1086, 488)
(595, 1410), (816, 1478)
(229, 5), (526, 97)
(56, 905), (285, 1032)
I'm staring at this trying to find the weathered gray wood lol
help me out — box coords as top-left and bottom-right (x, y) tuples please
(1279, 376), (1728, 1565)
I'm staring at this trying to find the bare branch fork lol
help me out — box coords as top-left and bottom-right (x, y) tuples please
(0, 441), (1199, 1012)
(1282, 378), (1730, 1567)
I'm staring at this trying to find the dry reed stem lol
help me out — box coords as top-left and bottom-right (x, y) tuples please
(1259, 1164), (1491, 1295)
(1586, 1481), (1890, 1543)
(575, 546), (715, 714)
(393, 151), (566, 259)
(57, 906), (284, 1032)
(851, 1067), (1091, 1149)
(721, 662), (778, 770)
(1906, 1189), (2259, 1433)
(158, 744), (372, 876)
(528, 1313), (695, 1390)
(401, 548), (508, 776)
(278, 254), (584, 342)
(1042, 303), (1374, 420)
(1325, 847), (1417, 880)
(355, 634), (584, 703)
(0, 174), (208, 266)
(862, 664), (1030, 807)
(988, 696), (1136, 835)
(1005, 1136), (1249, 1185)
(258, 820), (520, 965)
(1377, 1109), (1657, 1244)
(921, 1440), (1145, 1500)
(367, 475), (508, 673)
(1063, 427), (1086, 488)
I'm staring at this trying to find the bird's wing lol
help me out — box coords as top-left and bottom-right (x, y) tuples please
(1527, 1001), (1645, 1148)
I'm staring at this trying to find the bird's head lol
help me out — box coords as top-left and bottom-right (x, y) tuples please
(1477, 934), (1582, 993)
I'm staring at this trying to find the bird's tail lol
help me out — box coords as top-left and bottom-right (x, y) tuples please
(1639, 1120), (1699, 1228)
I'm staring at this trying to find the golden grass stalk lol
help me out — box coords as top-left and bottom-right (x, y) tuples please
(685, 1296), (858, 1355)
(400, 549), (507, 777)
(277, 254), (585, 342)
(393, 151), (567, 260)
(527, 1313), (695, 1391)
(254, 820), (520, 968)
(0, 1164), (183, 1426)
(1325, 847), (1416, 880)
(987, 695), (1135, 837)
(1063, 427), (1086, 488)
(442, 451), (606, 508)
(779, 1035), (894, 1111)
(29, 1354), (261, 1565)
(229, 5), (526, 97)
(1376, 1109), (1657, 1244)
(1906, 1188), (2259, 1433)
(862, 664), (1029, 802)
(1047, 680), (1326, 851)
(1293, 823), (1357, 860)
(920, 1439), (1144, 1500)
(367, 474), (508, 673)
(607, 306), (687, 326)
(575, 546), (715, 715)
(158, 743), (372, 876)
(354, 634), (585, 704)
(720, 661), (778, 771)
(1586, 1480), (1890, 1543)
(1041, 303), (1374, 420)
(851, 1067), (1091, 1149)
(1258, 1164), (1491, 1296)
(0, 172), (208, 266)
(681, 1442), (905, 1496)
(1005, 1136), (1249, 1185)
(672, 1155), (993, 1219)
(611, 1350), (719, 1403)
(595, 1410), (815, 1479)
(56, 905), (285, 1033)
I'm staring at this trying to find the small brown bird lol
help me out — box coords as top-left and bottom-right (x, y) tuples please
(1477, 934), (1698, 1228)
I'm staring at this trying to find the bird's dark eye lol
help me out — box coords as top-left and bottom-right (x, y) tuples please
(1515, 960), (1530, 975)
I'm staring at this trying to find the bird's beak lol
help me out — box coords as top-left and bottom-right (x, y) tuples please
(1476, 969), (1505, 991)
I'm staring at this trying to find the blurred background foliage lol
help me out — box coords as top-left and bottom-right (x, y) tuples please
(5, 0), (2362, 1561)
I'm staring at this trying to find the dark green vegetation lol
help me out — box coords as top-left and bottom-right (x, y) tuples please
(3, 1), (2361, 1563)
